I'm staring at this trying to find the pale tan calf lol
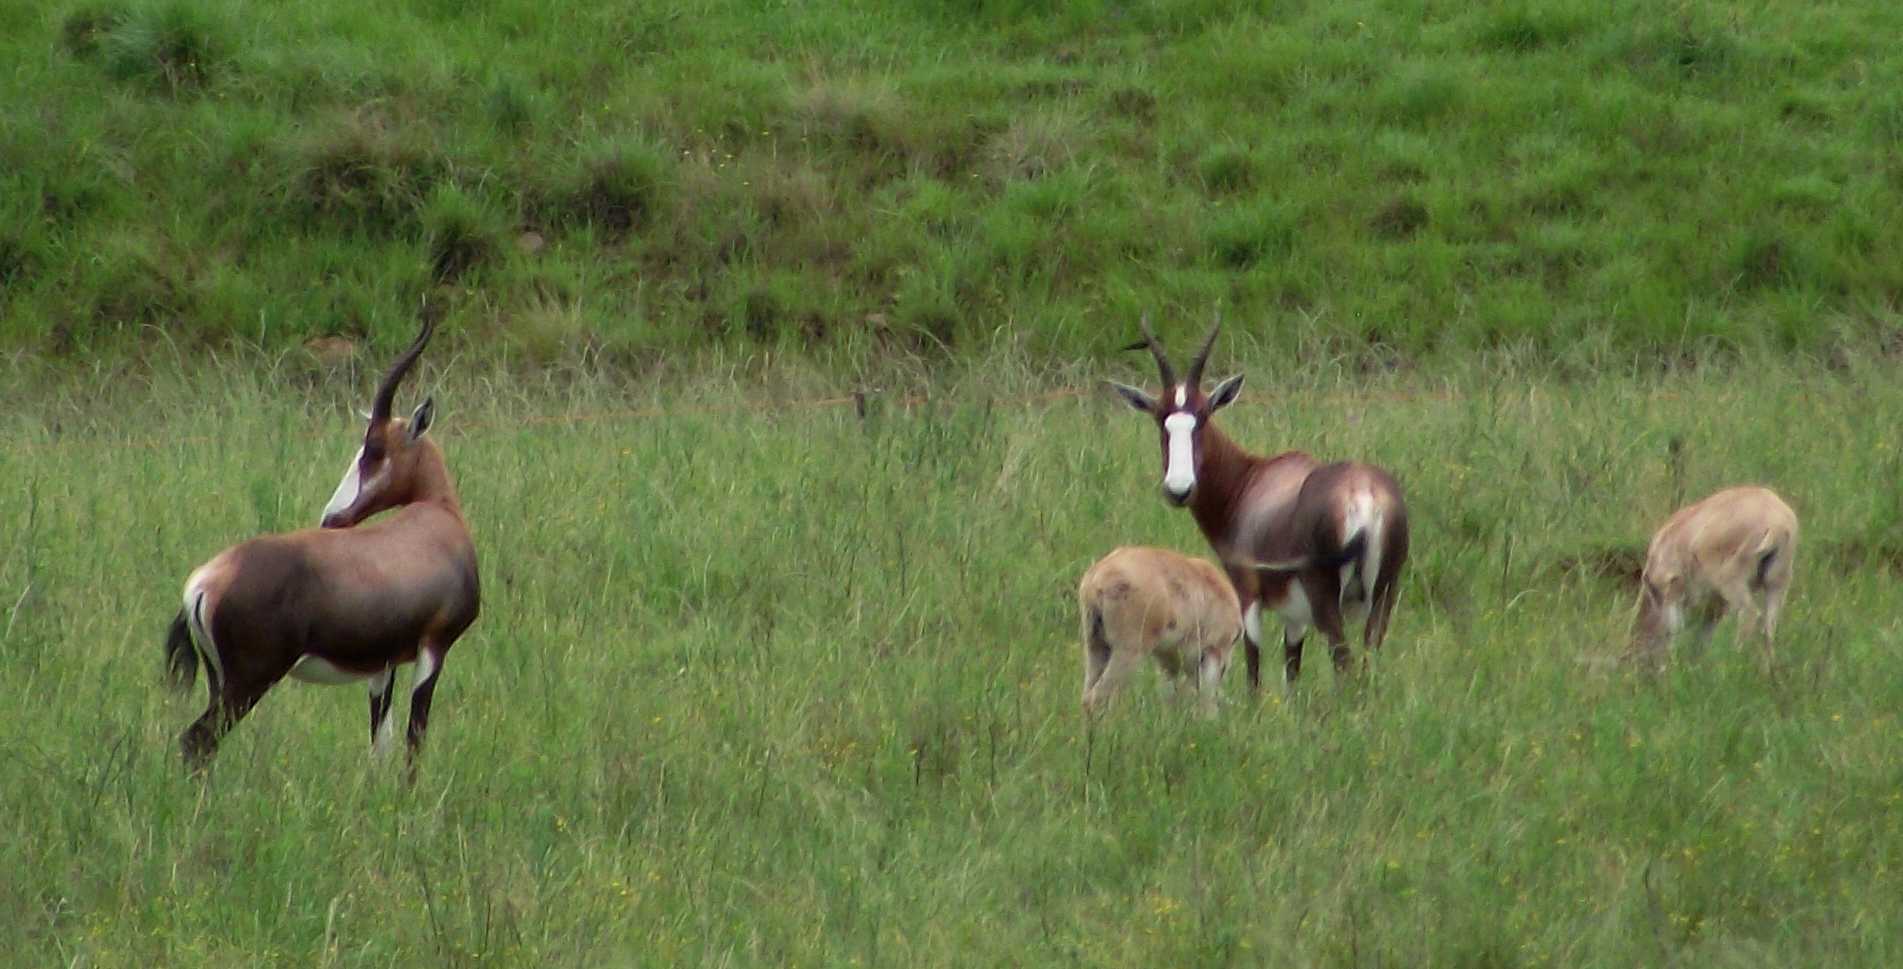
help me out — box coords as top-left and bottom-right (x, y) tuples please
(1627, 486), (1798, 669)
(1078, 546), (1242, 716)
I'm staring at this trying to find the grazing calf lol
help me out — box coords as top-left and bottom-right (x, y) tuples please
(1626, 485), (1798, 669)
(1078, 546), (1243, 716)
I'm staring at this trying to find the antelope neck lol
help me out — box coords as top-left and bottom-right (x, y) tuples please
(407, 452), (466, 521)
(1185, 423), (1259, 544)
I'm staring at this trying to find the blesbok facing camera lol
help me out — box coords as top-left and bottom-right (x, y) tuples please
(1626, 485), (1797, 670)
(1108, 313), (1409, 687)
(1078, 546), (1242, 717)
(162, 320), (480, 774)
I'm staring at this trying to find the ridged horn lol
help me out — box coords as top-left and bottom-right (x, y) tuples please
(1185, 308), (1221, 388)
(1121, 312), (1175, 389)
(369, 319), (435, 424)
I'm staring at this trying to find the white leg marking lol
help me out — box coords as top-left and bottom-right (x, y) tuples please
(1273, 580), (1313, 630)
(321, 447), (365, 524)
(368, 668), (396, 758)
(1162, 411), (1198, 497)
(411, 649), (440, 697)
(1242, 602), (1263, 646)
(288, 654), (369, 685)
(1197, 649), (1226, 718)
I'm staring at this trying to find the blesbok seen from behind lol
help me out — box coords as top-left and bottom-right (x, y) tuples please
(1626, 485), (1797, 670)
(163, 320), (480, 774)
(1078, 546), (1243, 717)
(1108, 314), (1409, 688)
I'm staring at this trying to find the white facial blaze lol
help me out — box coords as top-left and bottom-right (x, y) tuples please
(1162, 411), (1198, 497)
(1175, 385), (1188, 407)
(322, 447), (365, 523)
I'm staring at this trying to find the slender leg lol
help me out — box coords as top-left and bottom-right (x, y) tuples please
(1082, 607), (1111, 704)
(1362, 574), (1401, 653)
(1302, 573), (1353, 675)
(367, 667), (396, 757)
(404, 646), (448, 780)
(1082, 649), (1146, 715)
(180, 680), (272, 774)
(1282, 627), (1307, 684)
(1242, 601), (1265, 692)
(1196, 646), (1229, 719)
(1225, 567), (1263, 692)
(1760, 582), (1788, 663)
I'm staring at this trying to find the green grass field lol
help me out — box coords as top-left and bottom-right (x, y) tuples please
(6, 0), (1903, 963)
(2, 352), (1899, 965)
(4, 0), (1903, 366)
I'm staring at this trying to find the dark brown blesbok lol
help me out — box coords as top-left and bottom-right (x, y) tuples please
(1108, 314), (1409, 687)
(162, 320), (479, 773)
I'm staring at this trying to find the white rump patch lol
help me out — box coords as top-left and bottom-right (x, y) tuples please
(1162, 411), (1198, 497)
(321, 447), (365, 523)
(1342, 490), (1383, 600)
(182, 568), (224, 686)
(288, 654), (368, 685)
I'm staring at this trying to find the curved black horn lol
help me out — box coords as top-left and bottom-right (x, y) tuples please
(1186, 308), (1221, 388)
(1121, 312), (1176, 389)
(369, 319), (435, 423)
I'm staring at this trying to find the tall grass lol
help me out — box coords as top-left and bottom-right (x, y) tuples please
(4, 0), (1902, 367)
(1, 351), (1900, 965)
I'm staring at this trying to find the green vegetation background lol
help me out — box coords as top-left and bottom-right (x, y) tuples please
(5, 0), (1903, 368)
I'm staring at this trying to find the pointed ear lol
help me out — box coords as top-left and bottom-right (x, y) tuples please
(1105, 381), (1156, 413)
(1207, 373), (1244, 412)
(408, 397), (435, 440)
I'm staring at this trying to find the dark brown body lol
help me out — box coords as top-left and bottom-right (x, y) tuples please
(1109, 314), (1409, 689)
(163, 321), (478, 774)
(1192, 430), (1409, 686)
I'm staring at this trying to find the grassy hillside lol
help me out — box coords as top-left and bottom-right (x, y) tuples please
(3, 359), (1900, 965)
(4, 0), (1903, 369)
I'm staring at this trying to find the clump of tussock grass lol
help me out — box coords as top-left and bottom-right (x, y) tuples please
(533, 138), (672, 241)
(1206, 198), (1297, 268)
(1376, 67), (1465, 127)
(983, 111), (1087, 182)
(92, 1), (228, 95)
(483, 74), (544, 137)
(1473, 6), (1585, 53)
(285, 112), (445, 237)
(1106, 85), (1158, 124)
(58, 5), (124, 58)
(793, 79), (906, 155)
(1194, 143), (1257, 195)
(1730, 229), (1803, 292)
(421, 184), (504, 283)
(1370, 195), (1430, 240)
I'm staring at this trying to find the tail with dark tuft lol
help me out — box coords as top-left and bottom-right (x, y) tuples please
(164, 608), (197, 691)
(1252, 531), (1368, 576)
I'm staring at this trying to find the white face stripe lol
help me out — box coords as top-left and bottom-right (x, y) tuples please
(322, 447), (365, 523)
(1175, 385), (1188, 407)
(1163, 411), (1198, 498)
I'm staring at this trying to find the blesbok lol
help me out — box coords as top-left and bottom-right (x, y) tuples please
(1078, 546), (1242, 717)
(1626, 485), (1797, 670)
(1108, 314), (1409, 688)
(162, 320), (480, 773)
